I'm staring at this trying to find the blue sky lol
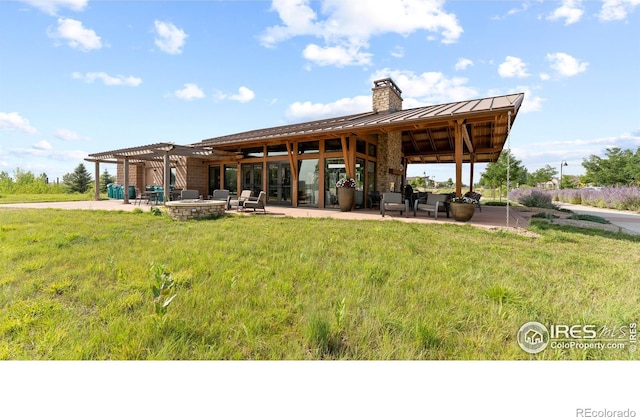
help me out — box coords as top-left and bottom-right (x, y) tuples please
(1, 0), (639, 183)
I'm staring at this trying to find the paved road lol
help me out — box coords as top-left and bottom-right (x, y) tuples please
(557, 202), (640, 235)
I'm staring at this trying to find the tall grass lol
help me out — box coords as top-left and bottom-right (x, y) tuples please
(0, 209), (638, 359)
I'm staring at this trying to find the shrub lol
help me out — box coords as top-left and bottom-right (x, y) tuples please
(508, 188), (555, 208)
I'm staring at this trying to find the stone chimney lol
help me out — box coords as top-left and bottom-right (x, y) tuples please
(372, 78), (403, 113)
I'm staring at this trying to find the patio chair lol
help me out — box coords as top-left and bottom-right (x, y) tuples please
(228, 189), (253, 210)
(180, 189), (201, 200)
(241, 191), (267, 213)
(464, 191), (482, 212)
(414, 193), (450, 219)
(210, 189), (230, 206)
(381, 192), (409, 217)
(133, 188), (149, 206)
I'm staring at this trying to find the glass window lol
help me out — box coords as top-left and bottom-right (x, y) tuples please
(242, 147), (264, 158)
(298, 141), (319, 154)
(356, 139), (366, 155)
(355, 158), (365, 209)
(242, 163), (263, 196)
(325, 158), (346, 208)
(267, 144), (288, 156)
(324, 139), (342, 153)
(224, 165), (237, 196)
(298, 159), (319, 207)
(209, 165), (221, 196)
(368, 143), (377, 157)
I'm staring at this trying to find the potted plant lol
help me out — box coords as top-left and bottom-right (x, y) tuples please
(336, 177), (357, 211)
(449, 194), (478, 221)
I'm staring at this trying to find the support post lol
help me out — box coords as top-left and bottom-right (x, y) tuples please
(455, 121), (463, 197)
(94, 161), (100, 201)
(164, 152), (171, 203)
(123, 158), (130, 204)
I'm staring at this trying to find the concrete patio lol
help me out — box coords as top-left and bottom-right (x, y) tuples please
(0, 199), (529, 232)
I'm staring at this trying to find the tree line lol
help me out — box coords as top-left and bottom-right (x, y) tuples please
(0, 163), (115, 195)
(479, 146), (640, 191)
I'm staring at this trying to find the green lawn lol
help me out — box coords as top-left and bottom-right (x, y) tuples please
(0, 208), (638, 359)
(0, 193), (104, 204)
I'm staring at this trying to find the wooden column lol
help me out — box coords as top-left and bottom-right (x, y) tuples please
(469, 154), (475, 193)
(286, 142), (298, 206)
(454, 121), (463, 197)
(94, 161), (100, 201)
(340, 135), (353, 178)
(123, 158), (130, 204)
(164, 152), (171, 203)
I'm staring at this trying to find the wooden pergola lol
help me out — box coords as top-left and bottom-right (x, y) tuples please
(86, 143), (239, 204)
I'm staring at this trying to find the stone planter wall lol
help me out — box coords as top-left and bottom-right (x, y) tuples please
(165, 200), (226, 220)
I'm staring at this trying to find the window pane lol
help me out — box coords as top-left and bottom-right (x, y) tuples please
(356, 139), (366, 154)
(224, 165), (237, 196)
(298, 159), (319, 207)
(368, 143), (377, 157)
(324, 139), (342, 153)
(242, 147), (264, 158)
(267, 144), (288, 156)
(298, 141), (319, 154)
(324, 158), (345, 208)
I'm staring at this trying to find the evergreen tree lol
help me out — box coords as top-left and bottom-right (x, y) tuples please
(99, 169), (116, 193)
(63, 163), (93, 193)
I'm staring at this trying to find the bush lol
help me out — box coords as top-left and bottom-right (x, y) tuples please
(508, 188), (555, 208)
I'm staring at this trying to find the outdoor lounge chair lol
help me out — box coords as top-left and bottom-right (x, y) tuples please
(180, 189), (201, 200)
(228, 189), (253, 210)
(241, 191), (267, 213)
(413, 193), (450, 219)
(464, 191), (482, 212)
(381, 192), (409, 217)
(210, 189), (230, 206)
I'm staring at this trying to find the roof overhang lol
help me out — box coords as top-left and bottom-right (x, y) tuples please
(192, 93), (524, 164)
(85, 142), (241, 164)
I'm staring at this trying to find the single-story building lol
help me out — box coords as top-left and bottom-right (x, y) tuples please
(86, 78), (524, 208)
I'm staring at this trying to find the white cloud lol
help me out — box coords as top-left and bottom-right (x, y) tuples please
(546, 52), (588, 77)
(9, 146), (87, 161)
(454, 58), (473, 71)
(260, 0), (462, 67)
(173, 83), (205, 101)
(599, 0), (640, 21)
(72, 72), (142, 86)
(215, 86), (256, 103)
(302, 43), (372, 67)
(498, 56), (530, 78)
(33, 140), (52, 150)
(0, 112), (37, 134)
(20, 0), (87, 15)
(546, 0), (584, 25)
(154, 20), (188, 55)
(371, 69), (478, 105)
(55, 128), (89, 141)
(390, 46), (404, 58)
(286, 96), (370, 121)
(229, 86), (256, 103)
(48, 18), (102, 51)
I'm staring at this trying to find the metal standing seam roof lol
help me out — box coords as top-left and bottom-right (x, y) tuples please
(194, 93), (524, 147)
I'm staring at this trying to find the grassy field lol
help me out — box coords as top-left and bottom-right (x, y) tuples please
(0, 193), (104, 204)
(0, 207), (638, 359)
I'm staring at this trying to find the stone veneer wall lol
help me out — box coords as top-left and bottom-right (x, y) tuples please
(116, 163), (144, 190)
(371, 79), (404, 193)
(376, 131), (404, 193)
(165, 201), (226, 220)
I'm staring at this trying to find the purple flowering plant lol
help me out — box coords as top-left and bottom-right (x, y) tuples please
(336, 177), (357, 188)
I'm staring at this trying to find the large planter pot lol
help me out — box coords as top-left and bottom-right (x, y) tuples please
(450, 202), (476, 222)
(337, 187), (355, 212)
